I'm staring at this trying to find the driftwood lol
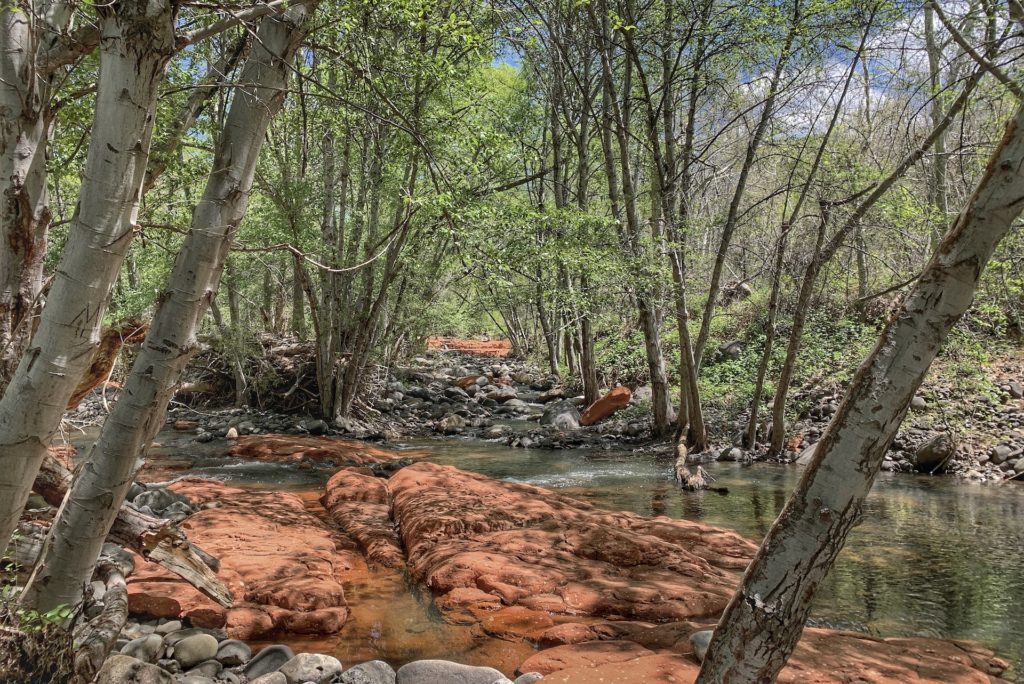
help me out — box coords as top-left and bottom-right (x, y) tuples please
(66, 318), (148, 410)
(71, 544), (132, 684)
(30, 455), (231, 607)
(674, 445), (729, 494)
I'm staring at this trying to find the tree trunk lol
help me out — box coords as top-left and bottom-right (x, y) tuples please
(0, 3), (73, 395)
(697, 98), (1024, 684)
(0, 0), (177, 559)
(23, 5), (311, 611)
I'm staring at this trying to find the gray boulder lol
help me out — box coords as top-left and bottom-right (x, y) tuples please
(396, 660), (512, 684)
(540, 401), (581, 430)
(120, 634), (165, 663)
(244, 645), (295, 680)
(171, 634), (218, 670)
(96, 655), (173, 684)
(436, 413), (466, 434)
(914, 433), (955, 473)
(278, 653), (344, 684)
(340, 660), (397, 684)
(215, 639), (251, 666)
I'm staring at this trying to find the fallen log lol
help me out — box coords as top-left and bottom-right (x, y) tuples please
(674, 445), (729, 494)
(28, 455), (231, 608)
(71, 544), (132, 684)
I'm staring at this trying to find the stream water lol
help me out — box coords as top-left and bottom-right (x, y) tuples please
(142, 431), (1024, 675)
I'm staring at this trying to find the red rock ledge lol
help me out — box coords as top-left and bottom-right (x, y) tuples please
(320, 461), (1009, 683)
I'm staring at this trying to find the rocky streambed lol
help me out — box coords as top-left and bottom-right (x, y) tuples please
(87, 427), (1021, 683)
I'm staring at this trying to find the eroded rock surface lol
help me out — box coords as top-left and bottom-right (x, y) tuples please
(127, 480), (357, 639)
(387, 461), (755, 623)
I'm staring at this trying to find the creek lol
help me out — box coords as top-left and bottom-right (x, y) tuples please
(137, 430), (1024, 675)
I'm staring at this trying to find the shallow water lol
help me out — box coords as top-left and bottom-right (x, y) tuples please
(135, 430), (1024, 674)
(399, 438), (1024, 673)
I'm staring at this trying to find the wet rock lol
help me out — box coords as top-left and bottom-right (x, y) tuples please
(120, 634), (165, 663)
(915, 433), (956, 473)
(339, 660), (397, 684)
(171, 634), (218, 669)
(580, 387), (631, 426)
(278, 653), (343, 683)
(215, 639), (251, 666)
(719, 447), (743, 462)
(437, 413), (466, 434)
(396, 660), (511, 684)
(690, 629), (713, 662)
(96, 655), (173, 684)
(540, 401), (581, 430)
(228, 434), (393, 466)
(387, 463), (755, 630)
(244, 645), (295, 680)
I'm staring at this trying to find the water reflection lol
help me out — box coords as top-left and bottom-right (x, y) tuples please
(405, 439), (1024, 672)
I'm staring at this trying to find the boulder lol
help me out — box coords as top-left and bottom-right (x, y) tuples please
(396, 660), (511, 684)
(244, 645), (295, 680)
(580, 387), (631, 426)
(540, 401), (581, 430)
(915, 433), (956, 473)
(537, 387), (565, 403)
(278, 653), (344, 684)
(171, 633), (218, 669)
(437, 413), (466, 435)
(96, 655), (173, 684)
(215, 639), (251, 666)
(120, 634), (165, 663)
(249, 674), (288, 684)
(340, 660), (398, 684)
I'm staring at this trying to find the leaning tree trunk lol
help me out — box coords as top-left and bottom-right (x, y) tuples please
(0, 0), (177, 559)
(697, 99), (1024, 683)
(23, 5), (313, 611)
(0, 2), (73, 395)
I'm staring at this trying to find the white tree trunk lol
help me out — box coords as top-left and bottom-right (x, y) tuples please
(0, 0), (177, 559)
(697, 100), (1024, 683)
(24, 4), (313, 611)
(0, 3), (73, 393)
